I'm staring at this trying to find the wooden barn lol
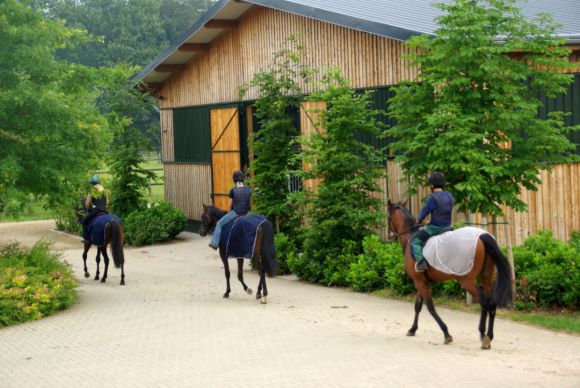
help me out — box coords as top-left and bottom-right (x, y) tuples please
(135, 0), (580, 245)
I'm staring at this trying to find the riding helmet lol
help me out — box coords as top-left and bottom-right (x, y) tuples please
(428, 172), (446, 187)
(89, 175), (101, 185)
(233, 170), (245, 183)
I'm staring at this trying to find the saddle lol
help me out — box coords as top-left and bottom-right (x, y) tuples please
(422, 227), (490, 275)
(221, 214), (267, 259)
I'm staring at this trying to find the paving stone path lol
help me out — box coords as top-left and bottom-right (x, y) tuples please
(0, 221), (579, 387)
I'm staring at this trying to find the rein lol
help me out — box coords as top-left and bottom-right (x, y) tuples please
(390, 224), (421, 238)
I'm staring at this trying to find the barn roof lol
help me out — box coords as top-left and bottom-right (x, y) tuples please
(135, 0), (580, 86)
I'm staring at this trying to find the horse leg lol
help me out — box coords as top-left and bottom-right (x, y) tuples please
(423, 290), (452, 344)
(221, 252), (231, 298)
(255, 260), (267, 304)
(407, 295), (423, 336)
(82, 241), (91, 278)
(100, 246), (109, 283)
(236, 258), (252, 295)
(120, 262), (125, 286)
(459, 279), (490, 347)
(94, 247), (101, 281)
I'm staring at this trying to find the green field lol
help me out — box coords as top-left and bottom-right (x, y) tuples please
(0, 157), (164, 223)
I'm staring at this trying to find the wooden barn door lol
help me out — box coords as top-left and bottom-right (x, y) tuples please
(210, 107), (241, 211)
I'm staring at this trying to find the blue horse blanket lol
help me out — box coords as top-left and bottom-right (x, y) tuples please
(221, 214), (267, 259)
(87, 214), (122, 247)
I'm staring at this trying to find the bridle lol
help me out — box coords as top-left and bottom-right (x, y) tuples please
(388, 205), (420, 241)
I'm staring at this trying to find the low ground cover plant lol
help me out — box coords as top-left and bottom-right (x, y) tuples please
(0, 242), (78, 326)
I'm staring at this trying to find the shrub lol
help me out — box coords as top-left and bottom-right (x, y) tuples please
(347, 235), (414, 294)
(513, 230), (580, 309)
(273, 233), (297, 275)
(0, 242), (78, 326)
(124, 201), (187, 246)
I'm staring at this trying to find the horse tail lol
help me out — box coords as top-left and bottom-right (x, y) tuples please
(109, 220), (125, 269)
(480, 233), (512, 308)
(260, 220), (279, 277)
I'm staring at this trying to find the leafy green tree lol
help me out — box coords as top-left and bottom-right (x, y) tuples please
(99, 65), (158, 218)
(0, 0), (109, 216)
(388, 0), (578, 216)
(240, 36), (314, 233)
(291, 69), (387, 285)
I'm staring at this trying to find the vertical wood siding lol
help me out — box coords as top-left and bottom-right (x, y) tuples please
(387, 161), (580, 245)
(159, 7), (418, 109)
(160, 109), (174, 162)
(164, 163), (212, 220)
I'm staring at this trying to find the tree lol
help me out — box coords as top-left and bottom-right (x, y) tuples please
(239, 36), (313, 233)
(0, 0), (109, 216)
(98, 65), (159, 218)
(388, 0), (578, 216)
(290, 69), (387, 285)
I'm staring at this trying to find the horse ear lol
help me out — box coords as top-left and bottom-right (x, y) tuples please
(202, 203), (208, 210)
(387, 199), (393, 209)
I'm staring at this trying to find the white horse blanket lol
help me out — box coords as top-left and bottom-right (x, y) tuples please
(423, 227), (490, 276)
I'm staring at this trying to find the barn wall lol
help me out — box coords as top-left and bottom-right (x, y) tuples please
(158, 6), (418, 109)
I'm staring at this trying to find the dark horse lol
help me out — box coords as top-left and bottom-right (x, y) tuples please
(77, 197), (126, 285)
(387, 200), (512, 349)
(199, 205), (277, 304)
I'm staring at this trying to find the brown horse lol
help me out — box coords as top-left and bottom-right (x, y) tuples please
(387, 200), (512, 349)
(199, 205), (277, 304)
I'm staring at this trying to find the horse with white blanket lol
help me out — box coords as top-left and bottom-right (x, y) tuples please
(387, 200), (512, 349)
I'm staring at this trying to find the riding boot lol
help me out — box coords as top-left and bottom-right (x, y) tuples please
(415, 259), (429, 272)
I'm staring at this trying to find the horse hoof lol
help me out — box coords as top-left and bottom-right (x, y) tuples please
(84, 272), (90, 278)
(100, 278), (106, 283)
(444, 335), (453, 345)
(94, 276), (99, 281)
(246, 288), (253, 295)
(406, 331), (416, 337)
(260, 297), (267, 304)
(120, 280), (125, 286)
(256, 293), (262, 300)
(481, 336), (491, 349)
(223, 293), (229, 298)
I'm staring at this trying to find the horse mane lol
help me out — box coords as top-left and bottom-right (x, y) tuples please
(210, 205), (227, 219)
(391, 202), (417, 230)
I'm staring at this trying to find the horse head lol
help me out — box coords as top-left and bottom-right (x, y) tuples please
(387, 199), (416, 240)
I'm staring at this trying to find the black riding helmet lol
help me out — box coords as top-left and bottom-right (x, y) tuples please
(428, 172), (446, 187)
(233, 170), (245, 183)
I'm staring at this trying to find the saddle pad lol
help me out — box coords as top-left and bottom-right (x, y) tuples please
(423, 227), (489, 276)
(89, 214), (121, 247)
(221, 214), (267, 259)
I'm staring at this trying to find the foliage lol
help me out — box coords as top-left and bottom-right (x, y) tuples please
(0, 0), (110, 217)
(239, 36), (314, 234)
(100, 65), (159, 218)
(32, 0), (213, 68)
(0, 242), (78, 326)
(290, 69), (387, 285)
(123, 201), (187, 246)
(512, 230), (579, 309)
(272, 233), (296, 275)
(388, 0), (578, 216)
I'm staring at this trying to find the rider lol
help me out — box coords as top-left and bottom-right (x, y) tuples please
(411, 172), (454, 272)
(208, 170), (251, 250)
(81, 175), (109, 230)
